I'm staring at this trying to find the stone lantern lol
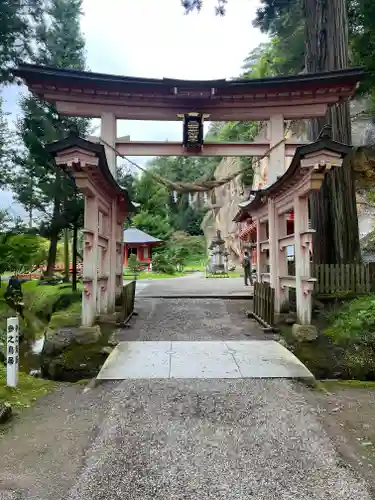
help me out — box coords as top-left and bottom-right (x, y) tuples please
(209, 230), (225, 273)
(223, 248), (230, 273)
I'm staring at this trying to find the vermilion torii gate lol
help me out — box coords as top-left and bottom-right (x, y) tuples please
(15, 63), (363, 327)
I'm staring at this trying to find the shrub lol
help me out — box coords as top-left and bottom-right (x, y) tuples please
(49, 301), (82, 329)
(151, 253), (176, 275)
(324, 295), (375, 379)
(127, 254), (142, 273)
(23, 281), (81, 322)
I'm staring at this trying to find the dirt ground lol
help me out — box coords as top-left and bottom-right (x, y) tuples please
(307, 381), (375, 496)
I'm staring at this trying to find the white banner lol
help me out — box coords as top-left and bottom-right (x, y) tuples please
(6, 316), (19, 388)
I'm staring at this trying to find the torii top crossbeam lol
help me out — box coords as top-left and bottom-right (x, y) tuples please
(14, 64), (363, 121)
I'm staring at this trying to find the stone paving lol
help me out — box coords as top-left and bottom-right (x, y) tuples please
(98, 340), (314, 380)
(137, 273), (254, 298)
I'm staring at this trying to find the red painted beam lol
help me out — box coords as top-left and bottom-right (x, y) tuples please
(113, 140), (309, 157)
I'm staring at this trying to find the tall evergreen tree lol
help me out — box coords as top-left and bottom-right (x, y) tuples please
(0, 97), (13, 187)
(254, 0), (362, 264)
(182, 0), (366, 264)
(14, 0), (88, 275)
(0, 1), (44, 186)
(0, 0), (43, 83)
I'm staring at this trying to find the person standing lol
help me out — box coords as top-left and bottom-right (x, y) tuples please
(242, 251), (252, 286)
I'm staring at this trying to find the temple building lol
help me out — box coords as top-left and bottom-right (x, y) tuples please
(123, 228), (163, 269)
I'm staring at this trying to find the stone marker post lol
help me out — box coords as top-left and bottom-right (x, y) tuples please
(6, 316), (19, 388)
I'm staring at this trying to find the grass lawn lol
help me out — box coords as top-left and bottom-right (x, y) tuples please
(205, 271), (243, 278)
(184, 261), (206, 272)
(0, 365), (56, 410)
(228, 271), (242, 278)
(123, 265), (243, 280)
(0, 280), (81, 418)
(317, 380), (375, 392)
(124, 271), (186, 280)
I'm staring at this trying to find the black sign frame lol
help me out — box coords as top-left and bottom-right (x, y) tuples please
(183, 114), (203, 150)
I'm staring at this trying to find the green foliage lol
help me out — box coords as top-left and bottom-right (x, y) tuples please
(132, 211), (171, 241)
(117, 166), (136, 200)
(130, 154), (218, 239)
(22, 280), (81, 322)
(325, 296), (375, 345)
(181, 0), (227, 15)
(0, 209), (13, 233)
(151, 253), (176, 275)
(324, 295), (375, 379)
(0, 364), (55, 409)
(0, 97), (13, 188)
(8, 0), (88, 274)
(350, 0), (375, 101)
(0, 0), (43, 83)
(169, 230), (206, 257)
(49, 300), (81, 329)
(183, 0), (375, 103)
(0, 211), (47, 274)
(161, 231), (206, 271)
(127, 254), (142, 273)
(254, 0), (375, 102)
(1, 234), (47, 274)
(207, 107), (259, 189)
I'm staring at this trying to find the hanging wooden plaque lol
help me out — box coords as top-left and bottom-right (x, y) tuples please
(183, 113), (203, 151)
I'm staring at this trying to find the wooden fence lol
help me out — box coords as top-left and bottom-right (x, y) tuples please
(119, 280), (136, 323)
(311, 263), (375, 296)
(251, 281), (275, 329)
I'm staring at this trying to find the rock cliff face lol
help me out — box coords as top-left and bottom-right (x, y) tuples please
(201, 99), (375, 262)
(351, 99), (375, 251)
(201, 157), (251, 263)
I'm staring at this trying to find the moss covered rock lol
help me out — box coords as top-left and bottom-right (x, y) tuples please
(292, 323), (318, 342)
(43, 341), (108, 382)
(293, 335), (344, 379)
(41, 325), (104, 381)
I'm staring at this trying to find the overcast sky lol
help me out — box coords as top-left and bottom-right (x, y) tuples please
(0, 0), (267, 217)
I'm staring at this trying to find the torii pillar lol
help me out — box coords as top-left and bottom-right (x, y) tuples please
(100, 112), (122, 306)
(47, 133), (134, 327)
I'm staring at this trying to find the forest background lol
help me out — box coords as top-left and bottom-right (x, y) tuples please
(0, 0), (375, 275)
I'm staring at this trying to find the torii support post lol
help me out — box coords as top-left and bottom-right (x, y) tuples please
(46, 134), (134, 327)
(242, 134), (352, 325)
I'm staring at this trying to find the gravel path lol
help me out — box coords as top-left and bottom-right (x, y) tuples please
(65, 380), (371, 500)
(119, 297), (268, 341)
(0, 290), (373, 499)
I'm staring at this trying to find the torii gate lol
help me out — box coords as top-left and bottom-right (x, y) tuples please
(235, 129), (352, 325)
(14, 63), (363, 327)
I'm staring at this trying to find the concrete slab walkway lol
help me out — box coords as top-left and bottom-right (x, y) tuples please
(98, 340), (314, 380)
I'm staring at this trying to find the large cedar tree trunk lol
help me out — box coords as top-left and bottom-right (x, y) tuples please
(46, 230), (59, 277)
(46, 173), (62, 276)
(72, 223), (78, 292)
(303, 0), (361, 264)
(63, 228), (70, 281)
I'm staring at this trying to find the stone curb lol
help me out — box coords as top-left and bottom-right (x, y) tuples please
(138, 295), (254, 300)
(82, 377), (104, 393)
